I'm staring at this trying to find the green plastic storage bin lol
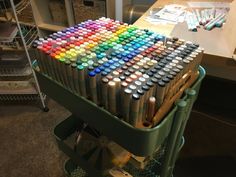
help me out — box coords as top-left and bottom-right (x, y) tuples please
(34, 61), (205, 156)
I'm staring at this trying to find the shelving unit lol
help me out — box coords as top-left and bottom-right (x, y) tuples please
(0, 0), (47, 110)
(30, 0), (75, 37)
(30, 0), (114, 37)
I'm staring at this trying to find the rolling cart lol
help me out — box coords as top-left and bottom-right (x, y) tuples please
(33, 62), (205, 177)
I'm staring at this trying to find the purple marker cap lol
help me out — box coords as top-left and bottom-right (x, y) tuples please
(127, 54), (133, 59)
(123, 58), (129, 62)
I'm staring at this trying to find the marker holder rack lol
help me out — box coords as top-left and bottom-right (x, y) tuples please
(33, 62), (205, 177)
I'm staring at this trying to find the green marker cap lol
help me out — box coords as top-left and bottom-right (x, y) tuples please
(77, 65), (84, 70)
(59, 58), (65, 62)
(81, 57), (88, 63)
(82, 63), (88, 67)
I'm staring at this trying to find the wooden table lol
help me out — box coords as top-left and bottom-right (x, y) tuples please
(134, 0), (236, 81)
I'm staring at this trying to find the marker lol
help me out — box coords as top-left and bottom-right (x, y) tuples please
(65, 60), (74, 91)
(71, 63), (80, 94)
(141, 85), (150, 120)
(113, 78), (121, 116)
(146, 97), (156, 122)
(101, 77), (109, 109)
(88, 71), (98, 104)
(108, 81), (117, 115)
(77, 65), (87, 97)
(129, 93), (141, 127)
(122, 88), (132, 122)
(156, 81), (166, 107)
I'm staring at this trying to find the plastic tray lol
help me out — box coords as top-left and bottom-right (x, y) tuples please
(34, 62), (205, 156)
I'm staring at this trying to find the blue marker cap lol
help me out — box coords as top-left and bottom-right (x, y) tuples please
(134, 50), (140, 55)
(111, 52), (116, 57)
(119, 60), (125, 65)
(125, 51), (130, 55)
(115, 51), (120, 55)
(97, 54), (103, 59)
(108, 60), (114, 64)
(101, 53), (106, 57)
(105, 68), (111, 73)
(103, 63), (110, 68)
(123, 58), (129, 62)
(99, 66), (105, 71)
(116, 54), (122, 59)
(114, 63), (120, 68)
(89, 71), (96, 77)
(101, 71), (108, 76)
(110, 65), (116, 70)
(135, 43), (141, 48)
(127, 54), (133, 59)
(140, 41), (145, 45)
(127, 43), (132, 47)
(122, 53), (126, 57)
(131, 52), (136, 57)
(95, 68), (101, 74)
(128, 48), (133, 52)
(113, 58), (119, 62)
(123, 46), (128, 50)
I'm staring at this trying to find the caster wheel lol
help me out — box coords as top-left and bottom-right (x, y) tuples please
(43, 107), (49, 112)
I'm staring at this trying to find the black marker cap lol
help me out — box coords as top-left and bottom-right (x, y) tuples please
(176, 65), (184, 70)
(162, 76), (170, 83)
(151, 77), (158, 84)
(154, 65), (162, 71)
(167, 74), (174, 80)
(132, 93), (140, 100)
(124, 71), (131, 76)
(154, 74), (162, 80)
(142, 85), (150, 91)
(170, 71), (177, 76)
(166, 56), (173, 62)
(151, 68), (157, 74)
(137, 89), (144, 95)
(158, 81), (165, 87)
(179, 54), (185, 58)
(161, 60), (168, 65)
(185, 49), (192, 54)
(119, 75), (126, 81)
(158, 62), (165, 68)
(173, 68), (180, 73)
(147, 71), (153, 77)
(146, 81), (154, 88)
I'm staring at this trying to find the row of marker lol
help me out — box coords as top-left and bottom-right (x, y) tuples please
(33, 17), (204, 127)
(186, 8), (227, 31)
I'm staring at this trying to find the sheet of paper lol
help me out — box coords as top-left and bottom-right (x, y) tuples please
(187, 2), (230, 8)
(154, 4), (186, 22)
